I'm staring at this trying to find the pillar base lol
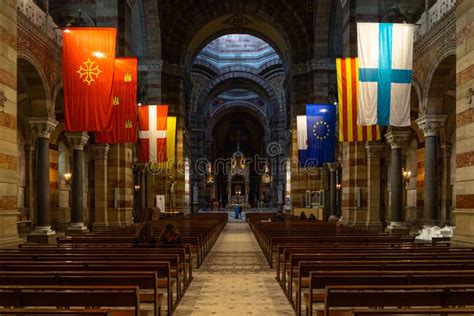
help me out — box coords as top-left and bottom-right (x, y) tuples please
(366, 221), (384, 230)
(386, 221), (410, 235)
(27, 226), (56, 244)
(91, 222), (109, 231)
(67, 222), (88, 235)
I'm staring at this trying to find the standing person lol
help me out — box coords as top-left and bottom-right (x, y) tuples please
(159, 222), (182, 246)
(234, 204), (241, 220)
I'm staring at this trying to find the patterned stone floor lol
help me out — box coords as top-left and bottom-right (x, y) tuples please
(174, 222), (294, 315)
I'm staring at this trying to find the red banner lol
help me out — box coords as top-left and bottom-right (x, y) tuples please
(95, 57), (138, 144)
(62, 27), (116, 132)
(138, 105), (168, 163)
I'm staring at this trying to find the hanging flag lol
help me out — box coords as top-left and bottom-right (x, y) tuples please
(62, 27), (117, 131)
(156, 116), (177, 170)
(336, 57), (381, 142)
(357, 22), (414, 126)
(138, 105), (168, 163)
(96, 57), (138, 144)
(297, 105), (336, 167)
(296, 115), (308, 166)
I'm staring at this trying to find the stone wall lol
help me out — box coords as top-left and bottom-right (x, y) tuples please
(452, 0), (474, 244)
(0, 0), (22, 245)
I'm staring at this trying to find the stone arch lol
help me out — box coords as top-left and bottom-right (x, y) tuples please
(186, 27), (289, 74)
(157, 0), (313, 66)
(423, 47), (456, 115)
(198, 73), (278, 113)
(209, 101), (270, 137)
(17, 53), (52, 117)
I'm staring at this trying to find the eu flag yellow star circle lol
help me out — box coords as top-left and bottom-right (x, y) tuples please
(312, 120), (330, 140)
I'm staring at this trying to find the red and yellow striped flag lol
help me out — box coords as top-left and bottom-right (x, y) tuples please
(336, 57), (381, 142)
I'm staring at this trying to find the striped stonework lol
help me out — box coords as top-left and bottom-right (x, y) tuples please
(453, 0), (474, 245)
(341, 142), (368, 226)
(0, 0), (21, 246)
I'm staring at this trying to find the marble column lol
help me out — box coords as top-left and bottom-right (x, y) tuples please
(27, 118), (58, 243)
(65, 132), (89, 232)
(320, 166), (330, 220)
(327, 162), (339, 220)
(89, 144), (110, 230)
(385, 129), (410, 229)
(416, 115), (446, 225)
(440, 143), (453, 226)
(365, 141), (385, 229)
(136, 163), (147, 211)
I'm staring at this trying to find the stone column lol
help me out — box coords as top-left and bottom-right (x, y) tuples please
(136, 163), (147, 211)
(320, 167), (330, 220)
(440, 143), (452, 226)
(27, 118), (58, 243)
(416, 115), (446, 225)
(365, 141), (385, 230)
(327, 162), (339, 220)
(65, 132), (89, 232)
(89, 144), (110, 230)
(385, 129), (410, 230)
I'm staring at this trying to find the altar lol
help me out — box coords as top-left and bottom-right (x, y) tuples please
(227, 148), (250, 207)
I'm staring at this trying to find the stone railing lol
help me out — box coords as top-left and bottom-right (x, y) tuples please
(415, 0), (456, 40)
(17, 0), (62, 45)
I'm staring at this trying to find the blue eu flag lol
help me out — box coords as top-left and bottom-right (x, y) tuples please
(303, 104), (336, 167)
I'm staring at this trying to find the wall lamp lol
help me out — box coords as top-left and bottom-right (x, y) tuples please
(64, 172), (72, 186)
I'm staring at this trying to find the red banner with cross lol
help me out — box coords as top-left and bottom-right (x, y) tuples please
(138, 105), (168, 163)
(95, 57), (138, 144)
(62, 27), (116, 132)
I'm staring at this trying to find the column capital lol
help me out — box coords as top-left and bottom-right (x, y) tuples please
(89, 144), (110, 160)
(28, 117), (58, 139)
(416, 115), (447, 137)
(365, 141), (385, 158)
(325, 162), (339, 171)
(320, 166), (330, 176)
(135, 162), (148, 173)
(440, 143), (452, 158)
(65, 132), (89, 150)
(385, 128), (410, 149)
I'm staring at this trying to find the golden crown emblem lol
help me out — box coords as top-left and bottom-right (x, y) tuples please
(124, 120), (133, 129)
(124, 73), (133, 82)
(112, 96), (120, 106)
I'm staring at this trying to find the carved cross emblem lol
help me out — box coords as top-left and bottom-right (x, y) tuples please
(77, 58), (102, 85)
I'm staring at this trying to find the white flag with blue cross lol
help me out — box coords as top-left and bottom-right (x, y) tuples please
(357, 22), (415, 127)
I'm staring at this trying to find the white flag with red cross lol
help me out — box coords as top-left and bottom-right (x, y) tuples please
(138, 105), (168, 162)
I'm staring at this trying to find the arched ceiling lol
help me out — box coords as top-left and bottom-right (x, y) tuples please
(156, 0), (314, 65)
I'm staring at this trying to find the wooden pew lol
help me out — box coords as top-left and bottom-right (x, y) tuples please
(0, 285), (142, 316)
(323, 285), (474, 316)
(285, 251), (474, 301)
(0, 309), (113, 315)
(352, 307), (474, 315)
(0, 261), (173, 315)
(0, 271), (162, 316)
(295, 260), (474, 315)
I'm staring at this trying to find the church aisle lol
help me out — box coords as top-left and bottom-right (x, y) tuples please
(174, 222), (294, 315)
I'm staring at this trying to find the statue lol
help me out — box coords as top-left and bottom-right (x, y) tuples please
(192, 183), (198, 204)
(277, 184), (284, 204)
(169, 180), (176, 209)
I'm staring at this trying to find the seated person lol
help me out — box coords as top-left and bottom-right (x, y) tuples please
(133, 221), (157, 246)
(272, 210), (285, 222)
(159, 222), (182, 246)
(299, 211), (307, 220)
(308, 213), (317, 221)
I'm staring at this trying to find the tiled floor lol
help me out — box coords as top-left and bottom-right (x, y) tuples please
(174, 223), (294, 315)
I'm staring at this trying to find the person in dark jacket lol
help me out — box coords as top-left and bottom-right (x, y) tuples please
(159, 222), (182, 245)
